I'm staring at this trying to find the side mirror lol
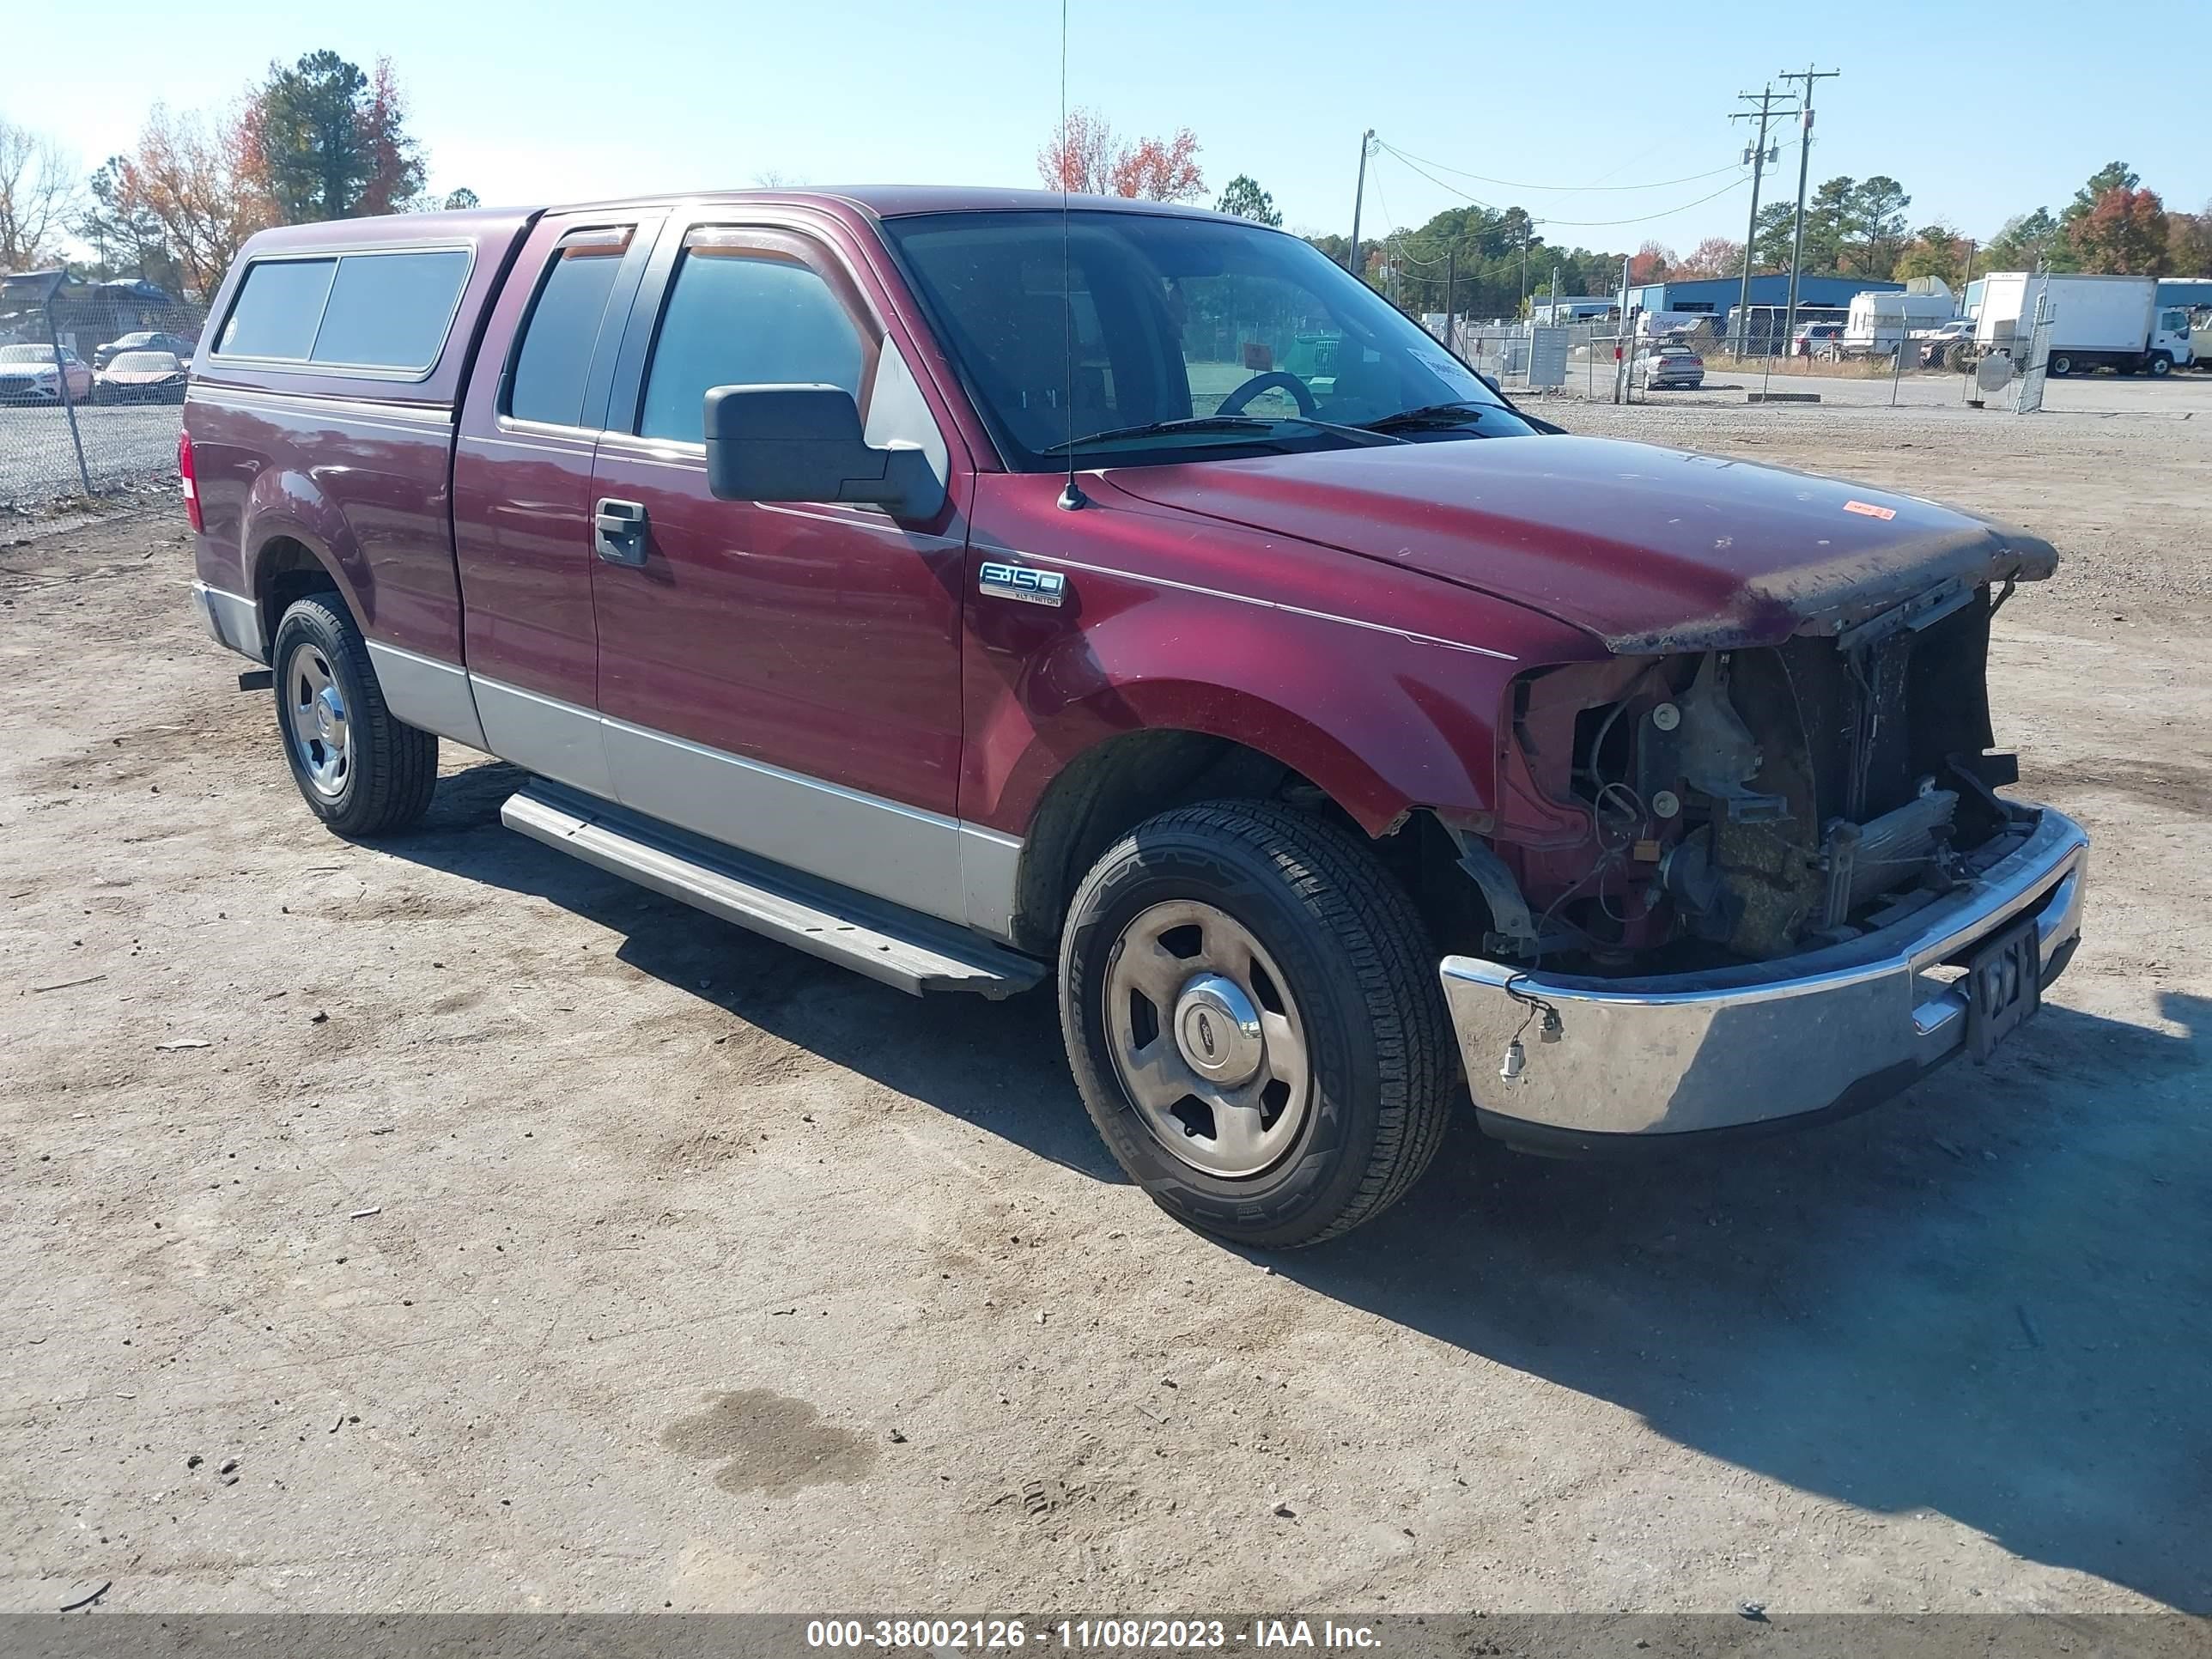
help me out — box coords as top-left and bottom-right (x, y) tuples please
(703, 384), (936, 514)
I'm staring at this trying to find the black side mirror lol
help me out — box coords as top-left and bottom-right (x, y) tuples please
(703, 384), (937, 514)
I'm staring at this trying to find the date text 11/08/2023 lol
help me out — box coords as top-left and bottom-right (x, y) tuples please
(805, 1618), (1382, 1650)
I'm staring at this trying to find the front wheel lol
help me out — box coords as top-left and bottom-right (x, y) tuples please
(2147, 353), (2172, 379)
(1058, 801), (1456, 1249)
(2047, 353), (2072, 377)
(270, 593), (439, 837)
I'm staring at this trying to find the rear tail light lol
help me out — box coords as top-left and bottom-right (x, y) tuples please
(179, 428), (204, 532)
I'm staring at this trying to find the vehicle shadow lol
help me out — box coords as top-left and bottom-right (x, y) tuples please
(1279, 990), (2211, 1612)
(394, 761), (2208, 1610)
(394, 758), (1121, 1182)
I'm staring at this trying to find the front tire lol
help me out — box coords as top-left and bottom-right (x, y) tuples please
(2147, 352), (2172, 379)
(270, 593), (438, 837)
(2047, 353), (2072, 377)
(1058, 801), (1455, 1249)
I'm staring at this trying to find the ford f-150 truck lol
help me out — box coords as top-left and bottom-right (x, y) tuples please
(182, 189), (2087, 1247)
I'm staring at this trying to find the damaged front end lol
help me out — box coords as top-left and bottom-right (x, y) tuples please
(1437, 571), (2089, 1149)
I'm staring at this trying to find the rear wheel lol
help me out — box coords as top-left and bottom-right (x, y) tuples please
(270, 593), (438, 837)
(1058, 801), (1455, 1249)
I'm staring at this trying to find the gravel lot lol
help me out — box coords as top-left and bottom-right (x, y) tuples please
(2, 398), (2207, 1619)
(0, 403), (185, 510)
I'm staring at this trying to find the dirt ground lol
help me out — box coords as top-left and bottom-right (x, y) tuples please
(2, 399), (2207, 1619)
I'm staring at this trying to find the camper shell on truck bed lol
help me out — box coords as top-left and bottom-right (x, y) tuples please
(184, 191), (2087, 1248)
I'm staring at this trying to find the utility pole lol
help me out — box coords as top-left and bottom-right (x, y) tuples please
(1443, 245), (1456, 347)
(1347, 129), (1376, 278)
(1776, 65), (1838, 364)
(1730, 85), (1796, 358)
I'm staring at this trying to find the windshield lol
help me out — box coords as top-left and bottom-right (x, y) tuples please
(883, 209), (1534, 469)
(0, 345), (58, 363)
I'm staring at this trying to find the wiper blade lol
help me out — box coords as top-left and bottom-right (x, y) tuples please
(1360, 400), (1496, 432)
(1039, 414), (1404, 456)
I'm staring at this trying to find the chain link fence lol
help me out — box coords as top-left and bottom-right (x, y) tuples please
(1436, 309), (2087, 414)
(1, 272), (207, 513)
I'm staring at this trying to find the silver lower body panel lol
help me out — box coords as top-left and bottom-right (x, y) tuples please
(1443, 805), (2088, 1149)
(191, 581), (264, 661)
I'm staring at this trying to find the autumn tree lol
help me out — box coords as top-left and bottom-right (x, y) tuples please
(111, 103), (275, 299)
(0, 112), (79, 270)
(1038, 109), (1204, 202)
(76, 157), (172, 281)
(1215, 174), (1280, 226)
(1628, 240), (1672, 283)
(1037, 107), (1121, 194)
(442, 187), (480, 210)
(2069, 186), (2170, 275)
(245, 50), (425, 223)
(1892, 223), (1970, 288)
(2170, 204), (2212, 276)
(2063, 161), (2137, 229)
(1673, 236), (1743, 279)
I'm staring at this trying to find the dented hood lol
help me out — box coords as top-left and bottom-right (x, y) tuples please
(1103, 434), (2057, 653)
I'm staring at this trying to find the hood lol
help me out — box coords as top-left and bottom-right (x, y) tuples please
(1103, 433), (2057, 653)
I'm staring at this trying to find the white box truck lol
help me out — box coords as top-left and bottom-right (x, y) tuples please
(1974, 272), (2195, 376)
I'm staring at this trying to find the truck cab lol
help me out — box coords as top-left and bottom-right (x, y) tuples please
(181, 191), (2088, 1248)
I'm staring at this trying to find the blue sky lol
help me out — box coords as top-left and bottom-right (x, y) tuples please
(7, 0), (2204, 262)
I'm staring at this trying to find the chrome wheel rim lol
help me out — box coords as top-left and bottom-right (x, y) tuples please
(282, 641), (351, 799)
(1103, 899), (1311, 1179)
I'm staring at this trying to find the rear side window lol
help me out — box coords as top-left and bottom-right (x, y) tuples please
(215, 247), (471, 374)
(310, 250), (471, 371)
(638, 242), (864, 441)
(217, 258), (337, 359)
(508, 229), (630, 427)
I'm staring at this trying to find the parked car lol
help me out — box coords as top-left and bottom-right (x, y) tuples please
(181, 191), (2087, 1248)
(94, 349), (190, 404)
(1633, 343), (1705, 389)
(1792, 322), (1846, 358)
(1916, 319), (1975, 369)
(94, 330), (199, 370)
(0, 343), (94, 404)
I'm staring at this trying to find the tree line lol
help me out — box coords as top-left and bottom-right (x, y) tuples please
(1630, 161), (2207, 295)
(0, 52), (471, 300)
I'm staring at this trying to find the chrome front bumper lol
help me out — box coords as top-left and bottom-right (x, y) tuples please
(1442, 805), (2088, 1152)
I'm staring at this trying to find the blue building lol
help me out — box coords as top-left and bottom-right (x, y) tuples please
(1626, 273), (1902, 323)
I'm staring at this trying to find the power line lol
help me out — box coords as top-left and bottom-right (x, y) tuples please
(1377, 143), (1753, 195)
(1380, 143), (1773, 229)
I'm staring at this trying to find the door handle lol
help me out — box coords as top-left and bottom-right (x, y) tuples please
(594, 498), (648, 567)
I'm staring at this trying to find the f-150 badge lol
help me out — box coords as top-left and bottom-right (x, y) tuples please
(978, 561), (1067, 607)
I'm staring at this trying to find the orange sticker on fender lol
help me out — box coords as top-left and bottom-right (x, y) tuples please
(1844, 500), (1897, 520)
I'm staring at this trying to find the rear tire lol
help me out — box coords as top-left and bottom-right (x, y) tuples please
(1058, 800), (1455, 1249)
(270, 594), (438, 837)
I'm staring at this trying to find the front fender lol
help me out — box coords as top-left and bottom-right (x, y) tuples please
(962, 536), (1607, 839)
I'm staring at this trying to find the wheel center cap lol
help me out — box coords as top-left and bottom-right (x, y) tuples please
(1172, 973), (1264, 1085)
(315, 687), (344, 739)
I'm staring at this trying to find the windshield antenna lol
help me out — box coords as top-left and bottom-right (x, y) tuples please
(1056, 0), (1089, 511)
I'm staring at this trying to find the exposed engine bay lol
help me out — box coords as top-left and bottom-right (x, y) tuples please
(1468, 576), (2037, 972)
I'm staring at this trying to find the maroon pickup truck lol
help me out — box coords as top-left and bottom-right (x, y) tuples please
(182, 189), (2087, 1246)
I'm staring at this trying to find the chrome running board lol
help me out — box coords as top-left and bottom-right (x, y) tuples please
(501, 781), (1045, 1000)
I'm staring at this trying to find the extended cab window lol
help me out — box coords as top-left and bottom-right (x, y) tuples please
(637, 236), (864, 442)
(217, 258), (337, 359)
(310, 249), (471, 371)
(216, 247), (469, 374)
(508, 228), (631, 427)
